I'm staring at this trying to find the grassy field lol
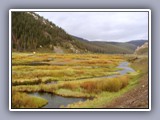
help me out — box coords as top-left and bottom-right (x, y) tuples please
(12, 53), (123, 84)
(11, 52), (147, 108)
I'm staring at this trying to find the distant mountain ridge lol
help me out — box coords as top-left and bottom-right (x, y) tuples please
(12, 12), (147, 54)
(72, 35), (147, 54)
(127, 40), (148, 47)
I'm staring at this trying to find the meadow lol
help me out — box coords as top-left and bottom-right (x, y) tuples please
(11, 52), (147, 108)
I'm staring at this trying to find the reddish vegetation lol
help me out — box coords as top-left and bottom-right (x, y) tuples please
(80, 81), (98, 93)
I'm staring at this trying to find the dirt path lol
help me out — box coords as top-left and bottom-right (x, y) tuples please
(104, 74), (148, 108)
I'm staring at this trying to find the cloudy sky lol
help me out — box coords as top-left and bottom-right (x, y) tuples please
(36, 12), (148, 42)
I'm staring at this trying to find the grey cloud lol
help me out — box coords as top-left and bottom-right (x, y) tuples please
(35, 12), (148, 42)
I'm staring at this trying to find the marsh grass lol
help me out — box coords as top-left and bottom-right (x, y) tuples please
(12, 79), (42, 86)
(65, 74), (140, 108)
(58, 75), (129, 94)
(13, 74), (130, 96)
(12, 53), (144, 108)
(12, 53), (123, 85)
(80, 77), (128, 93)
(12, 72), (138, 108)
(12, 91), (48, 108)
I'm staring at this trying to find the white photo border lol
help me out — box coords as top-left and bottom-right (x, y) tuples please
(9, 9), (151, 111)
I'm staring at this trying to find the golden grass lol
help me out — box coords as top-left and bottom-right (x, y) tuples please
(59, 75), (130, 94)
(12, 53), (123, 85)
(12, 91), (48, 108)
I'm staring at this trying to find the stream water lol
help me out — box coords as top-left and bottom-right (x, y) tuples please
(117, 61), (135, 75)
(29, 92), (87, 108)
(29, 61), (135, 108)
(91, 61), (135, 79)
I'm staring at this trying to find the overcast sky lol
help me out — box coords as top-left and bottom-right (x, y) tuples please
(35, 12), (148, 42)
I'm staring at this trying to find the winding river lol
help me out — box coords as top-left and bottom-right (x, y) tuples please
(29, 92), (88, 108)
(29, 61), (135, 108)
(104, 61), (135, 79)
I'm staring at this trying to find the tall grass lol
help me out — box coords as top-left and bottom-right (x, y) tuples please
(56, 75), (129, 94)
(12, 91), (48, 108)
(80, 76), (129, 93)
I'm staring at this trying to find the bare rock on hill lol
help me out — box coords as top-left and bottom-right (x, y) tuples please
(53, 46), (64, 53)
(134, 42), (148, 55)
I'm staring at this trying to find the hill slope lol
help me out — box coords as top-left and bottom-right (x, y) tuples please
(127, 40), (148, 47)
(12, 12), (83, 53)
(73, 36), (147, 54)
(134, 42), (148, 55)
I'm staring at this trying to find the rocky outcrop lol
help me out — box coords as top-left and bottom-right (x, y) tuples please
(134, 42), (148, 55)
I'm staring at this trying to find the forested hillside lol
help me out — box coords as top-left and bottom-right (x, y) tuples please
(12, 12), (82, 53)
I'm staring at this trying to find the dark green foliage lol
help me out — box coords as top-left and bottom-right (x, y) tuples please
(12, 12), (75, 52)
